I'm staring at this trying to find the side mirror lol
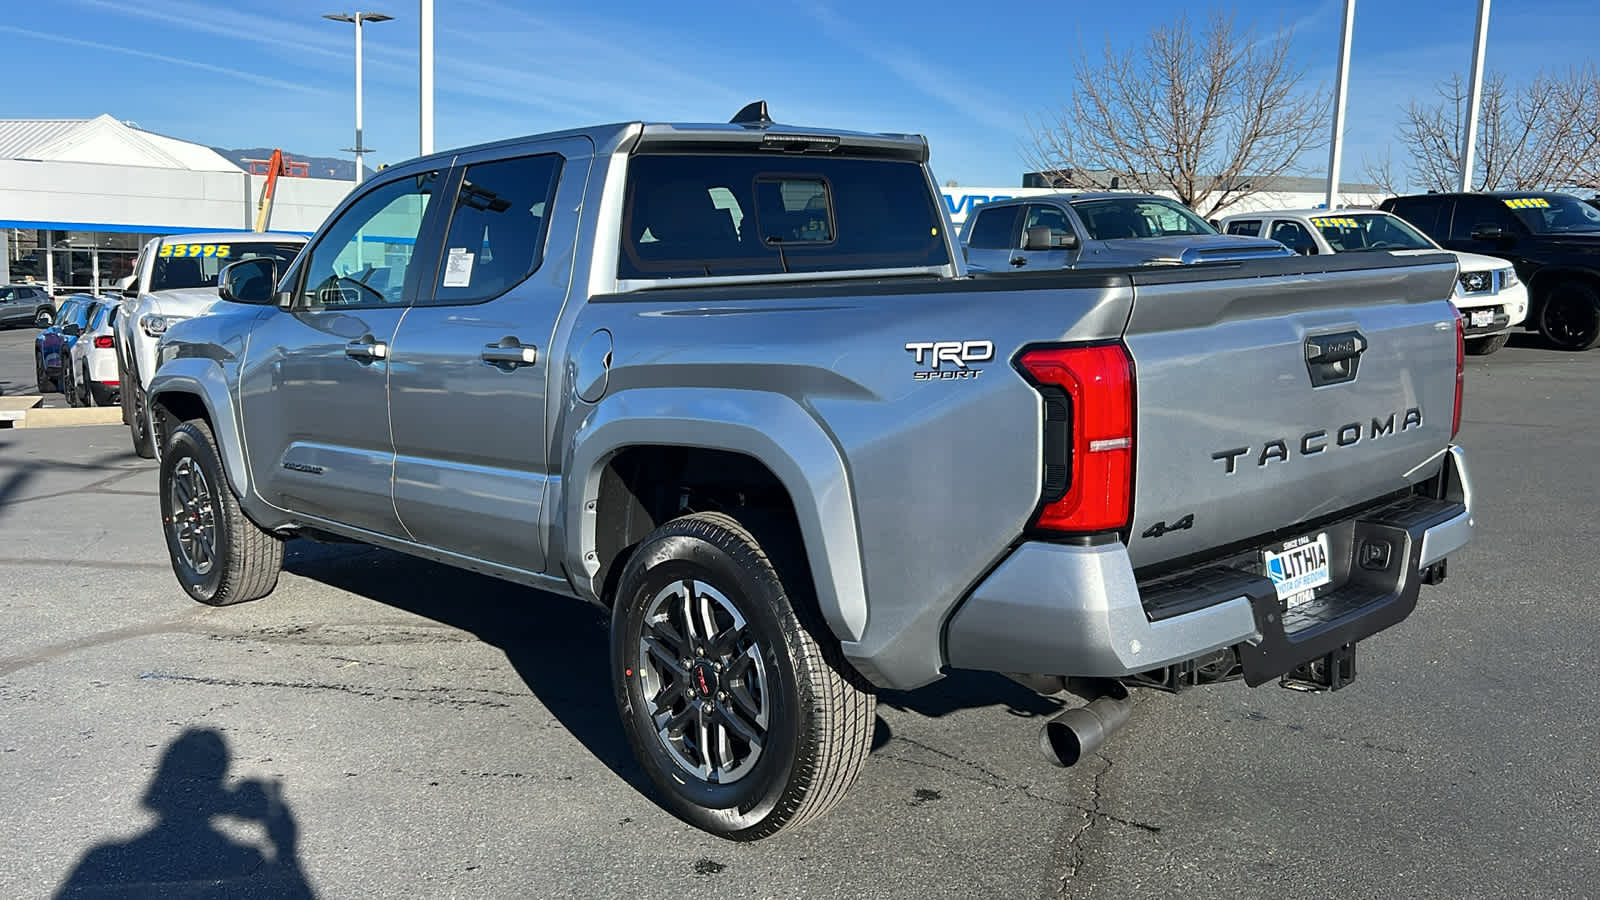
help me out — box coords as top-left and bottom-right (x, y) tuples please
(1296, 243), (1317, 256)
(1024, 226), (1078, 251)
(61, 323), (81, 337)
(218, 257), (279, 305)
(1470, 223), (1508, 242)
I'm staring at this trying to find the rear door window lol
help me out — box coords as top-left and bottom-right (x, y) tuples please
(1450, 196), (1520, 240)
(1386, 197), (1449, 238)
(1226, 219), (1262, 236)
(966, 206), (1022, 249)
(619, 154), (950, 279)
(427, 154), (563, 306)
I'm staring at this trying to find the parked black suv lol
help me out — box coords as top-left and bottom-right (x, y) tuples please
(1380, 191), (1600, 350)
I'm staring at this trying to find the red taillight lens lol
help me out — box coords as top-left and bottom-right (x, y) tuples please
(1017, 343), (1135, 533)
(93, 335), (114, 349)
(1452, 307), (1464, 440)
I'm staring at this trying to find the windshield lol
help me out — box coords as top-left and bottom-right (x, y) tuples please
(1069, 197), (1216, 240)
(1502, 195), (1600, 234)
(150, 240), (303, 292)
(1310, 213), (1436, 251)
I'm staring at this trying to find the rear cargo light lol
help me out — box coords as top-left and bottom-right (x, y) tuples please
(1016, 343), (1135, 533)
(93, 335), (114, 349)
(1452, 307), (1464, 440)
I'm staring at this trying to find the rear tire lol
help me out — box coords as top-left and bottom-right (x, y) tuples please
(61, 363), (80, 407)
(83, 365), (101, 406)
(159, 419), (283, 606)
(35, 352), (50, 394)
(611, 511), (874, 841)
(1465, 333), (1508, 356)
(126, 378), (156, 459)
(1537, 280), (1600, 351)
(35, 308), (53, 328)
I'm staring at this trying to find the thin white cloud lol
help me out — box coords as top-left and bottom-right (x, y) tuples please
(0, 24), (328, 94)
(806, 4), (1018, 133)
(70, 0), (352, 63)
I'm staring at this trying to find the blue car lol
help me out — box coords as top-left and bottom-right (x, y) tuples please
(34, 295), (94, 393)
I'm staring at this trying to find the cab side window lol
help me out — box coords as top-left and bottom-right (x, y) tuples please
(1022, 205), (1075, 244)
(1386, 197), (1448, 238)
(427, 154), (563, 306)
(1270, 220), (1317, 254)
(1450, 196), (1520, 241)
(296, 171), (439, 309)
(1226, 219), (1262, 237)
(966, 206), (1021, 249)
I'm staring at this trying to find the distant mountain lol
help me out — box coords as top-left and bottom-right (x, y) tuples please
(213, 147), (375, 182)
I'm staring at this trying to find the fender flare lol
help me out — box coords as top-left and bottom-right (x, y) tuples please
(147, 359), (250, 501)
(565, 387), (868, 643)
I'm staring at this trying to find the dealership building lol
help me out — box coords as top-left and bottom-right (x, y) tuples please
(0, 115), (353, 293)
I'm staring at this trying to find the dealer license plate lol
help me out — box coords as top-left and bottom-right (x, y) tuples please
(1264, 533), (1331, 608)
(1470, 309), (1495, 328)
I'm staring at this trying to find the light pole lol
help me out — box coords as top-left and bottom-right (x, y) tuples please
(420, 0), (434, 155)
(324, 11), (393, 186)
(1460, 0), (1492, 192)
(1324, 0), (1355, 210)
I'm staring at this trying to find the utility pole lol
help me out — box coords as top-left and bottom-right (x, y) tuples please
(420, 0), (435, 155)
(1324, 0), (1356, 210)
(1460, 0), (1492, 192)
(325, 11), (394, 185)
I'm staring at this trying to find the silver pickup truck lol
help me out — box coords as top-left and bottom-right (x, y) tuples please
(147, 104), (1475, 841)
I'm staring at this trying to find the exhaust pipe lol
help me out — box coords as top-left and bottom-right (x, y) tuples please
(1038, 680), (1133, 767)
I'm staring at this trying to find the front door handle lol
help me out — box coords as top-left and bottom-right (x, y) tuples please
(345, 338), (388, 361)
(481, 338), (538, 369)
(1010, 257), (1028, 267)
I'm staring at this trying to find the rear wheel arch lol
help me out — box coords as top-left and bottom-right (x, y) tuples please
(566, 393), (869, 645)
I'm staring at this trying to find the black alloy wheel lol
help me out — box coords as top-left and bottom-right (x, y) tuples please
(159, 420), (283, 605)
(1538, 280), (1600, 351)
(127, 378), (155, 459)
(61, 363), (79, 408)
(611, 511), (875, 841)
(35, 352), (51, 393)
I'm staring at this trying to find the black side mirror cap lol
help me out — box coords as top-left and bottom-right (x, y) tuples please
(1023, 225), (1078, 251)
(217, 257), (280, 305)
(61, 323), (81, 336)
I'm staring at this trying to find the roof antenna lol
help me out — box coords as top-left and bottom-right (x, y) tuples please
(730, 100), (774, 127)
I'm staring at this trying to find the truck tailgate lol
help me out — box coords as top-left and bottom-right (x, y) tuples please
(1122, 254), (1460, 571)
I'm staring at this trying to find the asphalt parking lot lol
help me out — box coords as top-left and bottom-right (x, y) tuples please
(2, 332), (1597, 899)
(1, 325), (70, 408)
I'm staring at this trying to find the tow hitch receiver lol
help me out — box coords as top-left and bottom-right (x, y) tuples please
(1279, 642), (1357, 692)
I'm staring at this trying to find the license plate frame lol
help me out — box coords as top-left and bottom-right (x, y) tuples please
(1470, 309), (1495, 328)
(1263, 532), (1332, 608)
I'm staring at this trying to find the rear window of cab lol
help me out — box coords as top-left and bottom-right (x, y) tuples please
(618, 155), (950, 279)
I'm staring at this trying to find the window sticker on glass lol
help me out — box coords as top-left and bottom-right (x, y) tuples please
(159, 243), (231, 259)
(1310, 217), (1359, 228)
(442, 247), (475, 287)
(1503, 198), (1551, 209)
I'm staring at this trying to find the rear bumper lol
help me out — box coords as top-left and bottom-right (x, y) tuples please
(945, 446), (1473, 682)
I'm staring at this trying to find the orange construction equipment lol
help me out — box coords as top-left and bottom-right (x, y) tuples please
(249, 150), (308, 232)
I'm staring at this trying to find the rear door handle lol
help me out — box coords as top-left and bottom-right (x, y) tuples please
(345, 338), (388, 361)
(481, 339), (538, 369)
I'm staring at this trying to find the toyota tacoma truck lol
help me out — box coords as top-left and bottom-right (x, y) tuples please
(146, 102), (1475, 841)
(113, 232), (306, 457)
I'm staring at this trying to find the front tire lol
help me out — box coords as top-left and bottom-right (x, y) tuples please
(611, 511), (874, 841)
(126, 376), (156, 459)
(159, 419), (283, 606)
(1538, 280), (1600, 351)
(35, 352), (50, 394)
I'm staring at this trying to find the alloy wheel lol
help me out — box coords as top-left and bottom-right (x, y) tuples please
(167, 456), (218, 576)
(635, 577), (771, 785)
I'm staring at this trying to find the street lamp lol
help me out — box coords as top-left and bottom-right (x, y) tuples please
(324, 11), (394, 186)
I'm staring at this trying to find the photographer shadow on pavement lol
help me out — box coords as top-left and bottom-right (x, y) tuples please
(55, 728), (314, 900)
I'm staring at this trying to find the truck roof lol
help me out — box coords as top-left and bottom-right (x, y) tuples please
(1219, 208), (1390, 221)
(977, 192), (1172, 207)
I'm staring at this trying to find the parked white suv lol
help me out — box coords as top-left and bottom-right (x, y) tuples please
(64, 297), (122, 407)
(1218, 209), (1528, 354)
(113, 232), (306, 455)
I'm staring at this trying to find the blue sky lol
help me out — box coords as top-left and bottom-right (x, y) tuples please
(4, 0), (1596, 187)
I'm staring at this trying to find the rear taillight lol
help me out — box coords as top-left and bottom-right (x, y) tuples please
(1017, 343), (1135, 533)
(1452, 307), (1464, 440)
(93, 335), (114, 349)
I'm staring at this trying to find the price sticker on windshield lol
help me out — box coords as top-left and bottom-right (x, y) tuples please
(1310, 217), (1359, 228)
(159, 243), (231, 258)
(1503, 198), (1551, 209)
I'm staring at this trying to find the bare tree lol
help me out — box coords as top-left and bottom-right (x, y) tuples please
(1023, 11), (1329, 218)
(1394, 66), (1600, 192)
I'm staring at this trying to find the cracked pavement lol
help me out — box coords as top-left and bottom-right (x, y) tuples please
(2, 334), (1599, 898)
